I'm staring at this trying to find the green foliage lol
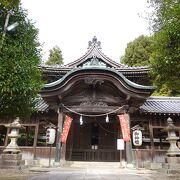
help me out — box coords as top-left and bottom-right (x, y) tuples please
(152, 84), (172, 96)
(17, 133), (34, 146)
(0, 6), (43, 119)
(121, 35), (153, 67)
(46, 46), (64, 65)
(148, 0), (180, 96)
(0, 0), (20, 9)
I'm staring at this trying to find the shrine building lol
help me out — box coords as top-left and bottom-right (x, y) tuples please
(0, 37), (180, 164)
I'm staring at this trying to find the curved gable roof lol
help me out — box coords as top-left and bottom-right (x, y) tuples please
(40, 37), (151, 80)
(41, 67), (155, 99)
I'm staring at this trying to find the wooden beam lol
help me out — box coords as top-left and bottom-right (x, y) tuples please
(152, 126), (165, 128)
(62, 106), (127, 114)
(0, 123), (36, 127)
(21, 124), (37, 126)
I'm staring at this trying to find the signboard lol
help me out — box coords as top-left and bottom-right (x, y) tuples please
(133, 130), (142, 146)
(60, 116), (72, 144)
(117, 139), (124, 150)
(118, 114), (131, 142)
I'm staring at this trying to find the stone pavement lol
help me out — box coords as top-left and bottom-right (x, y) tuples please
(28, 166), (180, 180)
(0, 162), (180, 180)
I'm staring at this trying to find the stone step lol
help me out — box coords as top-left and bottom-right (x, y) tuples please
(1, 159), (25, 166)
(70, 161), (125, 168)
(1, 153), (22, 160)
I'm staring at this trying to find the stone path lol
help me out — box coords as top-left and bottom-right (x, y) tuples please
(0, 164), (180, 180)
(28, 167), (179, 180)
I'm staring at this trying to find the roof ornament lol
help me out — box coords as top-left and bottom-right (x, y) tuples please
(82, 55), (106, 67)
(90, 55), (99, 66)
(88, 36), (101, 49)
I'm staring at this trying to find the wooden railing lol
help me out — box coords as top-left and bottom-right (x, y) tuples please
(67, 149), (166, 162)
(0, 146), (166, 163)
(132, 149), (166, 163)
(68, 149), (124, 162)
(0, 146), (56, 160)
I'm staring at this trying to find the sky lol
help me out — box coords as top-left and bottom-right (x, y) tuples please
(21, 0), (151, 64)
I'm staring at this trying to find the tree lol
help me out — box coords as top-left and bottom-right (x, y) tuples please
(148, 0), (180, 96)
(0, 0), (20, 9)
(46, 46), (64, 65)
(0, 0), (20, 49)
(0, 5), (43, 119)
(121, 35), (153, 67)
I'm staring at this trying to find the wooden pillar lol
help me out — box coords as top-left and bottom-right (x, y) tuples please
(126, 114), (133, 164)
(26, 126), (29, 146)
(66, 119), (74, 160)
(33, 120), (39, 160)
(61, 144), (66, 161)
(60, 116), (73, 162)
(149, 116), (154, 162)
(54, 108), (63, 162)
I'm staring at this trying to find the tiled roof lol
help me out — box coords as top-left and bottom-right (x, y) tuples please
(43, 67), (155, 91)
(35, 98), (49, 112)
(139, 96), (180, 115)
(39, 64), (150, 80)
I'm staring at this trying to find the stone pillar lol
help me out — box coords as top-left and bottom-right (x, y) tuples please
(54, 108), (63, 163)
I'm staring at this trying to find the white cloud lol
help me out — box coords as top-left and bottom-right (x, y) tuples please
(21, 0), (150, 64)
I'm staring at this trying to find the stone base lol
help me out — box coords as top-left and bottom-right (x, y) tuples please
(60, 159), (68, 167)
(25, 159), (40, 167)
(162, 163), (180, 174)
(53, 161), (60, 167)
(143, 162), (162, 170)
(1, 153), (22, 160)
(166, 156), (180, 164)
(1, 153), (25, 169)
(126, 163), (135, 168)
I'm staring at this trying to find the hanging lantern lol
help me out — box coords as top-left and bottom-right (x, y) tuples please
(106, 115), (109, 123)
(80, 115), (83, 125)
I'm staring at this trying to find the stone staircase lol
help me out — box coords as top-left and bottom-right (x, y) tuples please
(70, 161), (125, 169)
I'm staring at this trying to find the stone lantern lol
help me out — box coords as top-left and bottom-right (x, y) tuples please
(163, 117), (180, 163)
(1, 117), (25, 169)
